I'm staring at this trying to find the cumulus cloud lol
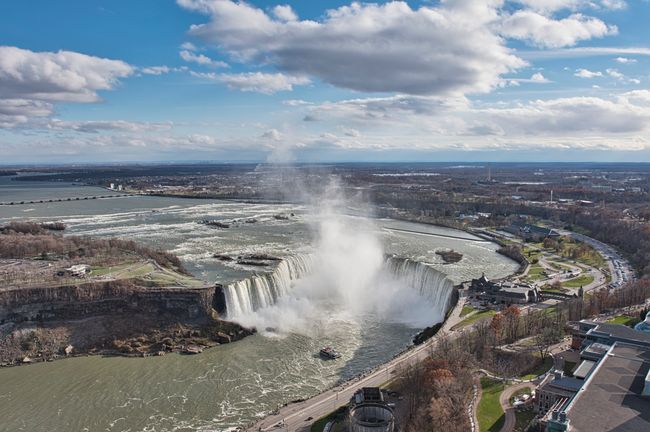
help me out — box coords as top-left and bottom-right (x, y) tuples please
(615, 56), (637, 64)
(0, 46), (132, 103)
(575, 68), (602, 78)
(218, 72), (310, 94)
(177, 0), (525, 96)
(0, 46), (133, 128)
(499, 11), (616, 48)
(179, 49), (228, 68)
(272, 5), (298, 22)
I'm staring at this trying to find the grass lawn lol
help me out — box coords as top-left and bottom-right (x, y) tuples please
(525, 265), (546, 282)
(548, 261), (572, 271)
(520, 356), (553, 380)
(606, 315), (640, 327)
(478, 377), (505, 432)
(90, 262), (135, 276)
(561, 273), (594, 288)
(460, 305), (476, 317)
(452, 309), (496, 330)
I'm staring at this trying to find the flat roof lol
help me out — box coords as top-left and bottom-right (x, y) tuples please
(589, 323), (650, 347)
(568, 343), (650, 431)
(573, 360), (595, 379)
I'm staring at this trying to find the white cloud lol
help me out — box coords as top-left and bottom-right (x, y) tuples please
(179, 50), (228, 68)
(272, 5), (298, 22)
(0, 45), (133, 103)
(0, 99), (53, 128)
(481, 96), (650, 135)
(499, 11), (617, 48)
(180, 42), (198, 51)
(140, 66), (171, 75)
(261, 128), (282, 140)
(606, 68), (624, 79)
(47, 119), (173, 133)
(0, 46), (133, 128)
(177, 0), (525, 96)
(615, 56), (637, 64)
(218, 72), (310, 94)
(575, 68), (602, 78)
(514, 0), (626, 13)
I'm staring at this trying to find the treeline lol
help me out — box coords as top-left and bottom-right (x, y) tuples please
(0, 222), (186, 273)
(564, 209), (650, 278)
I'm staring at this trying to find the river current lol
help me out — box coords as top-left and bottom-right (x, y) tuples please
(0, 177), (518, 432)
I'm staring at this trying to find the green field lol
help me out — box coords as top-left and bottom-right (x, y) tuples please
(460, 305), (476, 317)
(606, 315), (640, 327)
(91, 261), (204, 287)
(561, 273), (594, 288)
(452, 309), (496, 330)
(478, 378), (505, 432)
(525, 265), (546, 282)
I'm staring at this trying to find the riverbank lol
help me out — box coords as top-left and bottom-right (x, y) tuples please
(0, 315), (253, 367)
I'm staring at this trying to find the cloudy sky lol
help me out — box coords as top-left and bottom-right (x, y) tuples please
(2, 0), (650, 163)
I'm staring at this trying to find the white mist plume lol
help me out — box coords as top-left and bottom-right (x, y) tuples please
(229, 179), (450, 335)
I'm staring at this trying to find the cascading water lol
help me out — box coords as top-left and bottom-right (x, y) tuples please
(223, 253), (455, 327)
(223, 254), (315, 318)
(384, 255), (454, 321)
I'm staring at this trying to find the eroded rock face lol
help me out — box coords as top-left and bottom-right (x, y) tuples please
(0, 282), (255, 366)
(0, 280), (214, 324)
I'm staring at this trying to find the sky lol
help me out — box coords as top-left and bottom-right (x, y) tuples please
(1, 0), (650, 164)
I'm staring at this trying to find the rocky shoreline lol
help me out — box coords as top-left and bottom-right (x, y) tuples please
(0, 315), (254, 368)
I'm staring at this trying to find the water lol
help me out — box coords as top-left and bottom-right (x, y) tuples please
(0, 177), (519, 431)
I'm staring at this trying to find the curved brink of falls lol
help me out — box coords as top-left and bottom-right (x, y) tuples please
(222, 254), (454, 324)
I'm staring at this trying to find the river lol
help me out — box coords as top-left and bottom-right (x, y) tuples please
(0, 176), (518, 432)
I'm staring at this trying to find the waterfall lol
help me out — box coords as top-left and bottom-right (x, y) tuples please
(223, 254), (315, 318)
(383, 256), (455, 321)
(222, 253), (455, 322)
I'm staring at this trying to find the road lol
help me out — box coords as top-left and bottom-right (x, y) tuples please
(499, 382), (533, 432)
(246, 298), (468, 432)
(558, 230), (635, 288)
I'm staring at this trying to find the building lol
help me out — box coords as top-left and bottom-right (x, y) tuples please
(503, 221), (560, 242)
(57, 264), (90, 278)
(536, 320), (650, 431)
(349, 388), (395, 432)
(535, 371), (583, 415)
(468, 274), (539, 304)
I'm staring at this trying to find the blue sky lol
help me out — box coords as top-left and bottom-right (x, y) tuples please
(1, 0), (650, 163)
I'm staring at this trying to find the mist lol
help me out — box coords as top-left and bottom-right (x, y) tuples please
(229, 179), (448, 335)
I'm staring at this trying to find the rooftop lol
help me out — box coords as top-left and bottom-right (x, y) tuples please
(567, 343), (650, 431)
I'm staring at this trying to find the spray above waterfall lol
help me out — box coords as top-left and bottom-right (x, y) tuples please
(222, 179), (455, 335)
